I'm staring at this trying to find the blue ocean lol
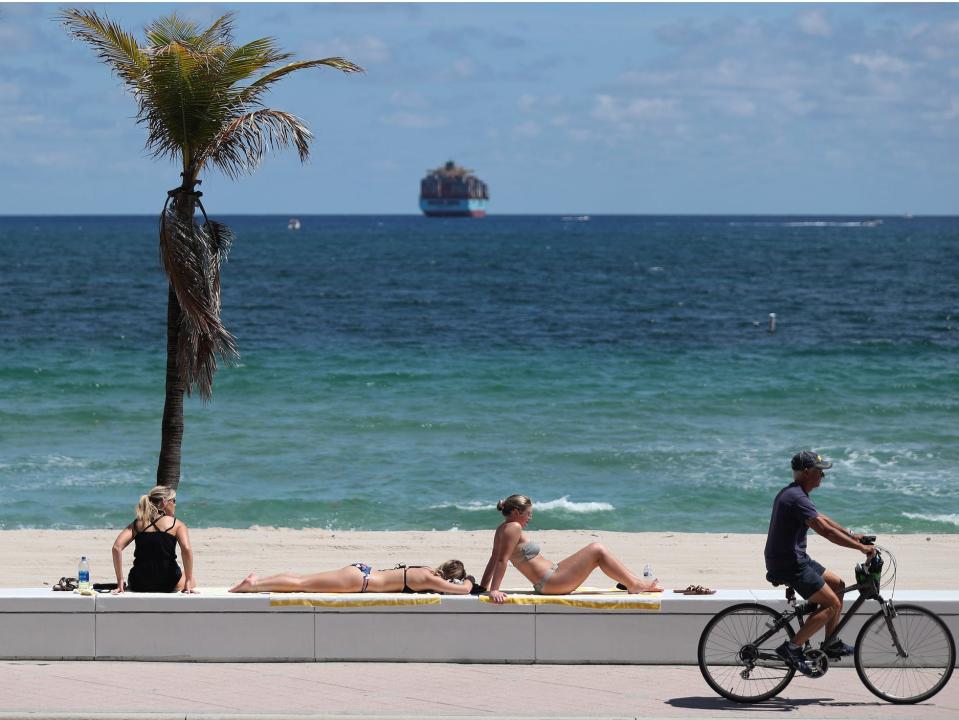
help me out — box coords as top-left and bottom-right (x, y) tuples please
(1, 215), (957, 532)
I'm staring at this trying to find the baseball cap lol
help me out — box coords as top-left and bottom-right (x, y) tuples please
(791, 450), (833, 471)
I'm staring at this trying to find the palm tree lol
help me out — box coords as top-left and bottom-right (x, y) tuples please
(61, 9), (362, 490)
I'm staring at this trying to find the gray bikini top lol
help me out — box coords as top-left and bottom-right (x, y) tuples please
(513, 541), (540, 562)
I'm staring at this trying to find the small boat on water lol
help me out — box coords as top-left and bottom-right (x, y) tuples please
(288, 218), (301, 230)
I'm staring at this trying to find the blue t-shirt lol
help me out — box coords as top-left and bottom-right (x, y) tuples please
(764, 482), (820, 574)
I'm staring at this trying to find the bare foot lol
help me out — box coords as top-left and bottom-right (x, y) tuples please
(228, 573), (258, 593)
(628, 578), (664, 593)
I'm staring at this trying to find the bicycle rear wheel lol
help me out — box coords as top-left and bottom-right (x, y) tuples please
(855, 603), (956, 704)
(698, 603), (796, 703)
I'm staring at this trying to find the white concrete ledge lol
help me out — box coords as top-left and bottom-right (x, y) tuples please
(1, 588), (956, 663)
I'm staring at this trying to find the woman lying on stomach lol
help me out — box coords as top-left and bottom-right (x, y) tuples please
(112, 485), (196, 593)
(480, 494), (663, 603)
(229, 560), (475, 594)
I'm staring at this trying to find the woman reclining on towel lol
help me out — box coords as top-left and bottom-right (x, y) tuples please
(480, 494), (663, 603)
(229, 560), (475, 594)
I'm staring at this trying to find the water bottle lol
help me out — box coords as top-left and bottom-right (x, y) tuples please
(78, 556), (91, 590)
(643, 563), (653, 579)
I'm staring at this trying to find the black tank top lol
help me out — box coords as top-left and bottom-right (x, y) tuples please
(127, 517), (182, 592)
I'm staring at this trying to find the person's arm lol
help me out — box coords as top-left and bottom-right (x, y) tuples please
(176, 523), (198, 593)
(808, 516), (874, 555)
(817, 513), (867, 541)
(421, 572), (474, 595)
(485, 523), (521, 604)
(111, 525), (134, 593)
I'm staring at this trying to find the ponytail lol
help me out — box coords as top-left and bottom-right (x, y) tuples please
(135, 485), (175, 527)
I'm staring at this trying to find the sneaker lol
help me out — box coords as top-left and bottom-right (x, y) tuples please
(822, 638), (855, 659)
(775, 640), (815, 677)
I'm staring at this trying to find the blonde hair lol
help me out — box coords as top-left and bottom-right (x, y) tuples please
(496, 494), (532, 517)
(136, 485), (176, 527)
(435, 559), (467, 582)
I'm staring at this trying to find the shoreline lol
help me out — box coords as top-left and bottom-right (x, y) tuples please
(2, 529), (957, 590)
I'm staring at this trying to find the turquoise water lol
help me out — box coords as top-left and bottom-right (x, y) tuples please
(1, 215), (957, 532)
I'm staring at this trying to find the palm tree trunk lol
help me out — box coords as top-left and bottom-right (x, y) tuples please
(156, 283), (184, 489)
(156, 184), (197, 490)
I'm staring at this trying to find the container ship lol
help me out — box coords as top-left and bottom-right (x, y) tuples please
(419, 160), (489, 217)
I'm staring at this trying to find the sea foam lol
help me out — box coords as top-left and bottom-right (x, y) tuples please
(902, 513), (959, 528)
(429, 496), (614, 513)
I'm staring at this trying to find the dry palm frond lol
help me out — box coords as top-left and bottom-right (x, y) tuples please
(159, 205), (238, 401)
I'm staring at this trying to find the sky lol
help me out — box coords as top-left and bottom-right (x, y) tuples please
(1, 2), (958, 215)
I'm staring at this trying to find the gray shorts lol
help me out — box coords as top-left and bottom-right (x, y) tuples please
(766, 558), (826, 600)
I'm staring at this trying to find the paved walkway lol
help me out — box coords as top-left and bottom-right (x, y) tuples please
(0, 662), (956, 719)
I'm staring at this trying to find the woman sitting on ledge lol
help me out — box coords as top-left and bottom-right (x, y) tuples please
(229, 560), (475, 595)
(112, 485), (197, 593)
(480, 494), (663, 603)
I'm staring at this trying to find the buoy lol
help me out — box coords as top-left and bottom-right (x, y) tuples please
(768, 312), (777, 333)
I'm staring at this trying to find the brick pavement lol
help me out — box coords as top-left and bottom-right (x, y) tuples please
(0, 662), (956, 719)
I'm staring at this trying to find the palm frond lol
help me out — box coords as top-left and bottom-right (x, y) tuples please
(144, 13), (202, 49)
(237, 58), (364, 107)
(196, 12), (236, 50)
(218, 38), (292, 91)
(60, 8), (147, 85)
(203, 109), (313, 179)
(159, 208), (238, 400)
(139, 41), (207, 161)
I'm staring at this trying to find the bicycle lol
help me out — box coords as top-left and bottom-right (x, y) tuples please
(697, 539), (955, 704)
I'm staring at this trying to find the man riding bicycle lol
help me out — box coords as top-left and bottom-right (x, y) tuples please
(764, 450), (877, 676)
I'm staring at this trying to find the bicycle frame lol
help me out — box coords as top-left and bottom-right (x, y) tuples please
(751, 575), (907, 662)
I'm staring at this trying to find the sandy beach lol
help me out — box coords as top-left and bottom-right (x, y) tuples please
(1, 529), (956, 590)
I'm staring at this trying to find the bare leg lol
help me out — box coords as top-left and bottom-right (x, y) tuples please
(229, 567), (363, 593)
(542, 543), (663, 594)
(792, 582), (841, 647)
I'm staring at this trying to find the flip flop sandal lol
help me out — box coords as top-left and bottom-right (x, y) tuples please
(53, 577), (78, 591)
(673, 584), (716, 595)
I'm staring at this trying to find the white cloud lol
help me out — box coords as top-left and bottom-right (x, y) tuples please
(390, 91), (428, 109)
(451, 59), (475, 78)
(779, 90), (817, 116)
(850, 53), (910, 74)
(592, 95), (679, 123)
(518, 94), (536, 112)
(380, 112), (447, 129)
(30, 151), (77, 168)
(0, 82), (21, 102)
(310, 36), (390, 65)
(798, 9), (832, 38)
(932, 98), (959, 121)
(511, 120), (541, 139)
(567, 128), (594, 142)
(721, 98), (756, 117)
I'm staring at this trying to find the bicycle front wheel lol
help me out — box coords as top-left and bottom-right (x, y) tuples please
(855, 603), (956, 704)
(698, 603), (796, 703)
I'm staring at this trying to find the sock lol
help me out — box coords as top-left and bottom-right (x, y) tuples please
(786, 641), (800, 651)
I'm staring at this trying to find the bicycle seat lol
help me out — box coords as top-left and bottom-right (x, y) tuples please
(766, 573), (796, 603)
